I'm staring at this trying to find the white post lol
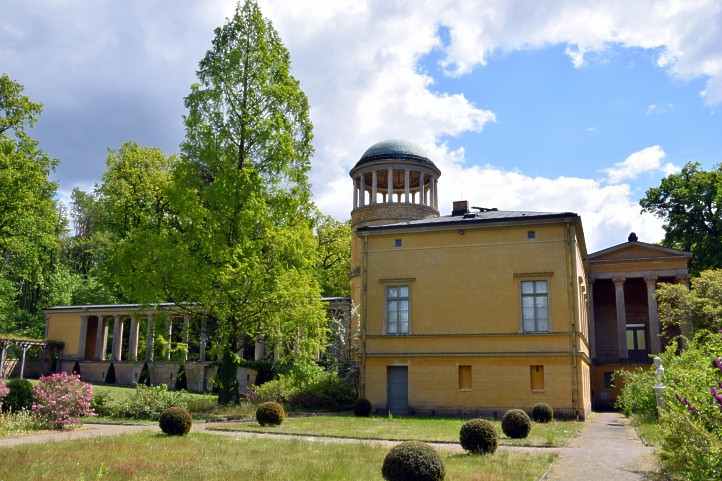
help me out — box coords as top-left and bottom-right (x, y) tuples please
(404, 169), (410, 203)
(646, 276), (661, 354)
(420, 172), (425, 205)
(128, 315), (140, 362)
(19, 344), (30, 379)
(95, 317), (108, 361)
(387, 168), (393, 204)
(145, 315), (155, 362)
(254, 340), (266, 361)
(183, 314), (190, 362)
(111, 315), (123, 362)
(166, 319), (173, 361)
(371, 170), (377, 204)
(613, 277), (628, 360)
(434, 178), (439, 209)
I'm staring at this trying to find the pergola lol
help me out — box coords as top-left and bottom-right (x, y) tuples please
(0, 336), (51, 379)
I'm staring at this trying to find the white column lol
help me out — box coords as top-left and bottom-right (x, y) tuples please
(145, 315), (155, 362)
(128, 315), (140, 362)
(111, 315), (123, 362)
(613, 277), (628, 360)
(78, 315), (89, 360)
(387, 168), (393, 204)
(588, 281), (596, 359)
(371, 170), (377, 204)
(95, 317), (108, 361)
(0, 342), (7, 378)
(183, 314), (190, 362)
(434, 178), (439, 209)
(254, 340), (266, 361)
(353, 179), (358, 209)
(358, 176), (365, 207)
(166, 319), (173, 361)
(404, 169), (410, 202)
(19, 344), (30, 379)
(420, 172), (425, 205)
(645, 276), (661, 354)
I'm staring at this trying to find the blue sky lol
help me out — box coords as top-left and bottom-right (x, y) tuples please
(2, 0), (721, 251)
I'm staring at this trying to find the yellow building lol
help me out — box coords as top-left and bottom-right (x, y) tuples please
(349, 140), (689, 419)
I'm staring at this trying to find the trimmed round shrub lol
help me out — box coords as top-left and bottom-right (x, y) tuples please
(3, 379), (34, 412)
(354, 398), (372, 417)
(501, 409), (532, 439)
(159, 406), (192, 435)
(459, 418), (498, 454)
(382, 441), (445, 481)
(256, 401), (285, 426)
(531, 403), (553, 423)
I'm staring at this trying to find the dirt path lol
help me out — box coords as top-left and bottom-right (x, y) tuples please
(0, 424), (153, 448)
(546, 412), (657, 481)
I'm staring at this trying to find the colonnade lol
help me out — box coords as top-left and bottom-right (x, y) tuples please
(352, 166), (439, 210)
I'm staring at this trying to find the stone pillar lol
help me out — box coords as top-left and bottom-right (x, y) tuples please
(145, 315), (155, 362)
(19, 343), (30, 379)
(371, 170), (377, 204)
(613, 277), (628, 360)
(433, 178), (439, 209)
(199, 318), (207, 362)
(183, 314), (190, 362)
(128, 315), (140, 362)
(645, 276), (661, 354)
(419, 172), (425, 205)
(353, 178), (358, 209)
(95, 317), (108, 361)
(358, 176), (365, 207)
(111, 315), (123, 362)
(429, 176), (435, 209)
(387, 168), (393, 204)
(254, 340), (266, 361)
(166, 320), (173, 361)
(0, 342), (7, 378)
(78, 315), (89, 360)
(588, 281), (596, 359)
(404, 169), (410, 202)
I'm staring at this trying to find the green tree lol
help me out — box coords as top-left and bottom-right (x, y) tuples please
(313, 212), (351, 297)
(641, 162), (722, 273)
(173, 0), (326, 376)
(0, 74), (61, 335)
(657, 269), (722, 334)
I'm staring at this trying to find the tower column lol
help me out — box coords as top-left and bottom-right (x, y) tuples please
(371, 170), (377, 204)
(387, 168), (393, 204)
(420, 172), (425, 205)
(404, 169), (410, 203)
(353, 178), (358, 209)
(434, 177), (439, 209)
(358, 176), (365, 207)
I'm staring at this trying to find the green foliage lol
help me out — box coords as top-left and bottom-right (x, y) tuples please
(615, 367), (657, 420)
(159, 406), (192, 436)
(313, 212), (351, 297)
(255, 401), (285, 426)
(354, 398), (372, 417)
(216, 349), (241, 405)
(501, 409), (531, 439)
(381, 441), (446, 481)
(104, 385), (190, 420)
(641, 162), (722, 273)
(531, 403), (553, 423)
(459, 419), (498, 454)
(0, 409), (43, 436)
(657, 270), (722, 333)
(2, 379), (34, 412)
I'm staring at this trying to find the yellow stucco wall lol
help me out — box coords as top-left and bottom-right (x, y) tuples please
(355, 219), (589, 417)
(46, 312), (83, 357)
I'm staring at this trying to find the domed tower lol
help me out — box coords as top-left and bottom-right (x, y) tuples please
(349, 139), (441, 229)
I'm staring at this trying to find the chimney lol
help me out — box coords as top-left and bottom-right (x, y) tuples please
(452, 200), (469, 216)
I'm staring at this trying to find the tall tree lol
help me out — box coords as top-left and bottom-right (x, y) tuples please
(172, 0), (326, 366)
(0, 74), (61, 335)
(313, 212), (351, 297)
(641, 162), (722, 273)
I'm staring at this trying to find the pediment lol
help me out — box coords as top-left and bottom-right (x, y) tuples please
(589, 241), (690, 262)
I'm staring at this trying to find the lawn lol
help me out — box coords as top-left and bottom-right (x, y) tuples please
(207, 414), (583, 447)
(0, 432), (555, 481)
(631, 415), (663, 447)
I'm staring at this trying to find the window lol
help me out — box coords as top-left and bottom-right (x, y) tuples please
(458, 365), (472, 390)
(626, 324), (647, 351)
(603, 371), (614, 389)
(530, 365), (544, 391)
(527, 230), (536, 239)
(386, 286), (409, 334)
(394, 239), (402, 247)
(521, 280), (549, 332)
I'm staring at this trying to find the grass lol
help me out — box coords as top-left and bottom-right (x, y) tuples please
(631, 415), (663, 447)
(207, 414), (583, 447)
(0, 432), (555, 481)
(0, 410), (45, 438)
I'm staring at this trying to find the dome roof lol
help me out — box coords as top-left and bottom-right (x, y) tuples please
(352, 139), (438, 171)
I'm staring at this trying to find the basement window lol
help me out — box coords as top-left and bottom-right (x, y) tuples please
(458, 365), (472, 390)
(530, 365), (545, 392)
(394, 239), (402, 247)
(527, 230), (536, 239)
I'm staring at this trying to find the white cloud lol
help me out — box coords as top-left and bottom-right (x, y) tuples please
(602, 145), (666, 183)
(647, 103), (674, 115)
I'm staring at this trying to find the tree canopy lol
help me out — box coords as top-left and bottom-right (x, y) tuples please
(641, 162), (722, 273)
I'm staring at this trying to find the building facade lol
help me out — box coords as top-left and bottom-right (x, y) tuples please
(350, 139), (689, 419)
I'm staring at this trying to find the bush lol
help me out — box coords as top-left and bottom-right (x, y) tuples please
(531, 403), (554, 423)
(159, 406), (192, 436)
(615, 367), (657, 420)
(354, 398), (372, 417)
(32, 372), (94, 429)
(111, 385), (189, 420)
(459, 418), (497, 454)
(3, 378), (34, 412)
(501, 409), (531, 439)
(256, 401), (285, 426)
(0, 410), (43, 436)
(90, 390), (113, 417)
(0, 379), (8, 409)
(381, 441), (445, 481)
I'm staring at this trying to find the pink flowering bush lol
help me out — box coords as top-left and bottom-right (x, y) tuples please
(0, 379), (9, 409)
(32, 372), (94, 429)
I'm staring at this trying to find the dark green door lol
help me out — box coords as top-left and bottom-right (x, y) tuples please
(387, 366), (408, 415)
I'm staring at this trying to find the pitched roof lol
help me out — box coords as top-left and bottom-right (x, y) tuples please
(588, 240), (691, 260)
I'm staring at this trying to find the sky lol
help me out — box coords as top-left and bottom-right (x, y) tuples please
(2, 0), (721, 252)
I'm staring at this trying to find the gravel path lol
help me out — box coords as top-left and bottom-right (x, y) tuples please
(0, 423), (153, 448)
(545, 412), (658, 481)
